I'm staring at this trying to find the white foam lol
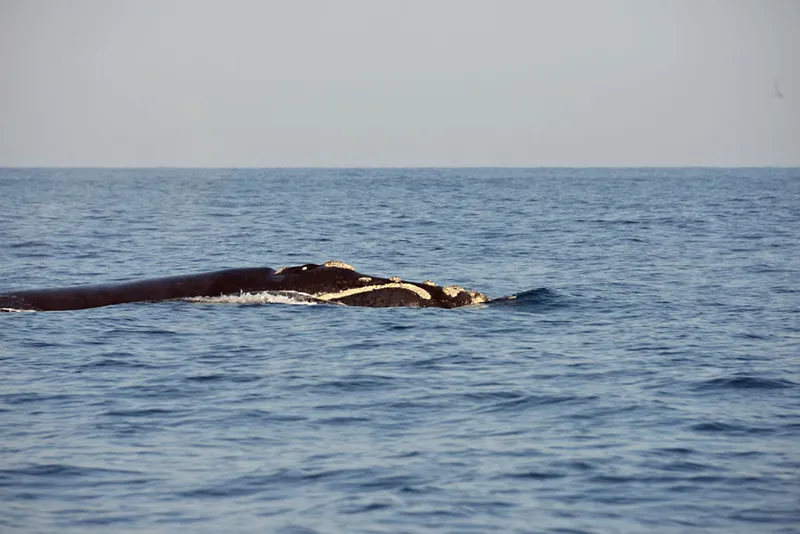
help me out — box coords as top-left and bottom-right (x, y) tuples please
(0, 307), (36, 313)
(182, 291), (328, 306)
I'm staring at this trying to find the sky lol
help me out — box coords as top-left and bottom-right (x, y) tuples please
(1, 0), (798, 167)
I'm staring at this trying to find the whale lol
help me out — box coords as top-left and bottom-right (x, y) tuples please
(0, 261), (490, 311)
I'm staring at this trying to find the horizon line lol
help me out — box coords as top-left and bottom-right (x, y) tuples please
(1, 164), (799, 170)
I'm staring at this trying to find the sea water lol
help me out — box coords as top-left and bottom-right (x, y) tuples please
(1, 168), (798, 533)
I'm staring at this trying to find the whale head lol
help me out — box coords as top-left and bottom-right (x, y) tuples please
(267, 261), (488, 308)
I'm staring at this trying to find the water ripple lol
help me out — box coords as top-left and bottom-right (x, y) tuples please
(696, 375), (797, 390)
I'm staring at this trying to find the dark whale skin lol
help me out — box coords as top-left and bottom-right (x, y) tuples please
(0, 262), (488, 311)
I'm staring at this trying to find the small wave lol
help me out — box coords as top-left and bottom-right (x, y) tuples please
(185, 373), (261, 383)
(239, 410), (306, 423)
(101, 408), (179, 417)
(697, 375), (797, 390)
(316, 416), (373, 425)
(3, 392), (75, 405)
(184, 373), (227, 382)
(78, 358), (159, 370)
(461, 390), (528, 402)
(0, 463), (142, 480)
(655, 447), (696, 455)
(183, 290), (328, 306)
(503, 470), (567, 480)
(311, 374), (396, 393)
(8, 241), (49, 249)
(477, 393), (581, 413)
(689, 421), (773, 435)
(0, 307), (35, 313)
(179, 467), (380, 499)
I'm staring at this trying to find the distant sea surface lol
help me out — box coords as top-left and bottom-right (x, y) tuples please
(1, 168), (799, 534)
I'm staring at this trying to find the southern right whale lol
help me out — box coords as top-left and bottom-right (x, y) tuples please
(0, 260), (491, 311)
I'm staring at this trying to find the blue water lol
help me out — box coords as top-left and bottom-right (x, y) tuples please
(1, 168), (799, 533)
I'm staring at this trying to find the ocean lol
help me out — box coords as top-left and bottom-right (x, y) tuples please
(1, 167), (798, 533)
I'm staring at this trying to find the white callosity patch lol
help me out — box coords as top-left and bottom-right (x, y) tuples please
(468, 291), (490, 304)
(441, 285), (490, 304)
(358, 277), (372, 283)
(316, 282), (432, 302)
(423, 280), (437, 286)
(389, 276), (402, 283)
(442, 285), (466, 298)
(323, 260), (355, 270)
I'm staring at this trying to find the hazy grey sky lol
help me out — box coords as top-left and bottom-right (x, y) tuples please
(1, 0), (798, 166)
